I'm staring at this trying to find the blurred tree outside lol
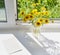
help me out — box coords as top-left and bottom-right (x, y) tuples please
(0, 0), (6, 21)
(17, 0), (60, 18)
(0, 0), (5, 8)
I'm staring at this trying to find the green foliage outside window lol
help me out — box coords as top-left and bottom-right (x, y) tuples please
(17, 0), (60, 19)
(0, 0), (5, 8)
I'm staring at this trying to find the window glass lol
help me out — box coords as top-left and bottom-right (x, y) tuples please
(17, 0), (60, 19)
(0, 0), (7, 21)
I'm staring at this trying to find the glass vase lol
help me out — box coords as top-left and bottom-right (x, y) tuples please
(32, 26), (40, 40)
(31, 25), (44, 42)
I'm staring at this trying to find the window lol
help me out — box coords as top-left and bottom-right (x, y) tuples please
(0, 0), (16, 28)
(17, 0), (60, 20)
(0, 0), (7, 21)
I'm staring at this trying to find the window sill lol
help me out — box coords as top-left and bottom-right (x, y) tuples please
(16, 20), (60, 32)
(16, 20), (60, 28)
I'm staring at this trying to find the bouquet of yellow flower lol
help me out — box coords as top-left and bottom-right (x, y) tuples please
(17, 0), (55, 27)
(22, 8), (50, 27)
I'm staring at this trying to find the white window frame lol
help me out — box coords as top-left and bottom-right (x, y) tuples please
(0, 0), (16, 28)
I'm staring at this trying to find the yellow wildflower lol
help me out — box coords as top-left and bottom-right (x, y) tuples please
(45, 11), (49, 16)
(35, 12), (40, 15)
(34, 21), (42, 27)
(44, 18), (50, 24)
(23, 18), (27, 22)
(20, 11), (25, 16)
(41, 12), (45, 16)
(38, 18), (44, 23)
(29, 14), (34, 20)
(23, 15), (30, 22)
(31, 9), (38, 14)
(41, 11), (49, 16)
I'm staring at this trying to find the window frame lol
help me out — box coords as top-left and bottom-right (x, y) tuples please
(0, 0), (16, 28)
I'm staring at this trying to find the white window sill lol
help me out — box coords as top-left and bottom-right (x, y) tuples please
(16, 20), (60, 28)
